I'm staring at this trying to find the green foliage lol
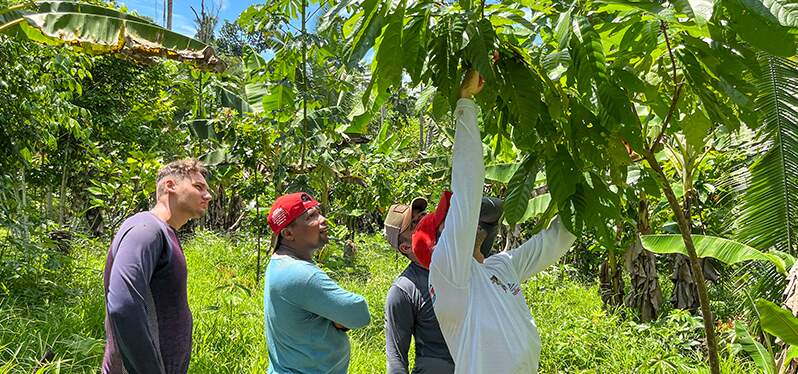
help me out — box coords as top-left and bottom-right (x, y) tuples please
(504, 157), (539, 224)
(757, 298), (798, 346)
(733, 321), (776, 374)
(0, 232), (759, 373)
(735, 56), (798, 255)
(722, 0), (796, 57)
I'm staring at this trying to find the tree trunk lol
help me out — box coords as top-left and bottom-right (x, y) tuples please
(419, 114), (425, 153)
(58, 146), (70, 226)
(20, 169), (30, 242)
(502, 224), (520, 254)
(85, 206), (104, 237)
(600, 226), (625, 308)
(256, 188), (263, 285)
(45, 185), (52, 223)
(671, 169), (719, 312)
(644, 151), (720, 374)
(167, 0), (173, 30)
(599, 255), (625, 308)
(624, 196), (663, 322)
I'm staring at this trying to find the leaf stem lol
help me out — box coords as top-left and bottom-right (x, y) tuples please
(649, 21), (683, 154)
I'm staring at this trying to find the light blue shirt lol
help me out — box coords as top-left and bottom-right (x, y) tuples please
(264, 254), (370, 374)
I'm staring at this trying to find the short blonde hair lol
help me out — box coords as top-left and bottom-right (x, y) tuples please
(156, 158), (208, 198)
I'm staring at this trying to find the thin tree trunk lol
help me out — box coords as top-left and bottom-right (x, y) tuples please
(419, 114), (425, 153)
(502, 224), (520, 253)
(45, 185), (52, 223)
(299, 0), (308, 168)
(167, 0), (173, 30)
(256, 192), (262, 285)
(59, 146), (70, 226)
(20, 169), (29, 243)
(644, 151), (719, 374)
(600, 226), (625, 308)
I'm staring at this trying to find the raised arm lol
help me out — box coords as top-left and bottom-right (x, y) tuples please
(105, 223), (167, 374)
(507, 217), (577, 281)
(431, 70), (485, 287)
(300, 271), (371, 329)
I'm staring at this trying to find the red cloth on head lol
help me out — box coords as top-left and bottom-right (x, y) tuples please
(412, 191), (452, 269)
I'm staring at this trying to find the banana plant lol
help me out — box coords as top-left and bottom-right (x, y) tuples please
(734, 299), (798, 374)
(641, 234), (794, 274)
(0, 1), (224, 71)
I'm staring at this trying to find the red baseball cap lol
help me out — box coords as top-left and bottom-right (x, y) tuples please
(412, 191), (452, 269)
(268, 192), (320, 234)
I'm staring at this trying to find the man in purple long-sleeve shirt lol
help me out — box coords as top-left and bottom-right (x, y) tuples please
(102, 159), (212, 374)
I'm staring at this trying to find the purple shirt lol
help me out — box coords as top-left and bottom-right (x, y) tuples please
(102, 212), (192, 374)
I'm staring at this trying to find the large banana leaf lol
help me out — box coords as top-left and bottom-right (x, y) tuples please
(0, 1), (224, 71)
(734, 321), (776, 374)
(641, 234), (789, 272)
(735, 56), (798, 255)
(757, 298), (798, 346)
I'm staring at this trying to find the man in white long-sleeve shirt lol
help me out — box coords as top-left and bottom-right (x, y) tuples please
(428, 70), (577, 373)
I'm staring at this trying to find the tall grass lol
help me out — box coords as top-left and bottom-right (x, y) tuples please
(0, 230), (756, 373)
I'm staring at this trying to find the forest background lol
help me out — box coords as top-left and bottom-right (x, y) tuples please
(1, 0), (798, 372)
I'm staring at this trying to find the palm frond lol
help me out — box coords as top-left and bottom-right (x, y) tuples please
(735, 55), (798, 254)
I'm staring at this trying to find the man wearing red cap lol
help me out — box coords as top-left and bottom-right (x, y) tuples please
(425, 70), (577, 373)
(383, 197), (455, 374)
(263, 192), (370, 374)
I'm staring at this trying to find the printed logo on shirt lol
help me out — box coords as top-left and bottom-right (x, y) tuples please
(489, 275), (507, 292)
(489, 275), (522, 296)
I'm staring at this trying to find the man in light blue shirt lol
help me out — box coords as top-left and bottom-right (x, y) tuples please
(264, 192), (371, 373)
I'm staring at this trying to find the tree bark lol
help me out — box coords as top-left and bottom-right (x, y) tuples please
(58, 146), (70, 226)
(624, 196), (663, 322)
(167, 0), (173, 30)
(419, 114), (426, 153)
(644, 151), (720, 374)
(600, 226), (625, 308)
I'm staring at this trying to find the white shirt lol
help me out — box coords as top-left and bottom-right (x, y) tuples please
(429, 98), (577, 374)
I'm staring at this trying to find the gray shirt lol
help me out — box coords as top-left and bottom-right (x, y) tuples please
(102, 212), (192, 374)
(385, 262), (454, 374)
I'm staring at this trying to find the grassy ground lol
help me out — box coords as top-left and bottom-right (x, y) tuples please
(0, 230), (756, 373)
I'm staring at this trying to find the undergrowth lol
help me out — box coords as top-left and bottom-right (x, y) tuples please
(0, 230), (756, 373)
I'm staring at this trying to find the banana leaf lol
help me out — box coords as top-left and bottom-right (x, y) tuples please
(0, 1), (224, 71)
(757, 298), (798, 347)
(641, 234), (789, 272)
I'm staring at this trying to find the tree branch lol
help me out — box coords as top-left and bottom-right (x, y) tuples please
(649, 20), (684, 154)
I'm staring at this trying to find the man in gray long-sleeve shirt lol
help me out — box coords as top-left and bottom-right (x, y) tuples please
(383, 199), (455, 374)
(102, 159), (212, 374)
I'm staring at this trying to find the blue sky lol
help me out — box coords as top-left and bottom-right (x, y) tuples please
(118, 0), (260, 37)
